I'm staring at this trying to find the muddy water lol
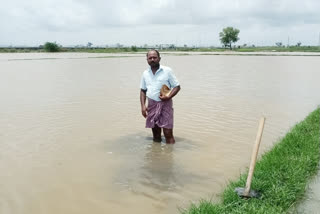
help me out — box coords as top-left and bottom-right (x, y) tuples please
(294, 170), (320, 213)
(0, 53), (319, 214)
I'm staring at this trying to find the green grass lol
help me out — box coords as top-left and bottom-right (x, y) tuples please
(183, 108), (320, 214)
(1, 46), (320, 53)
(235, 46), (320, 52)
(0, 48), (40, 53)
(61, 47), (147, 53)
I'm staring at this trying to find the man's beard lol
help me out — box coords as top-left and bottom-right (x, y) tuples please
(150, 62), (160, 68)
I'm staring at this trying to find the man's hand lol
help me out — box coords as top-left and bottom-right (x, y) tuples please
(141, 105), (148, 118)
(159, 85), (180, 101)
(140, 89), (147, 118)
(159, 94), (171, 101)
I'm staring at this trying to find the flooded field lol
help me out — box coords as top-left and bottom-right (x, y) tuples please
(0, 53), (319, 214)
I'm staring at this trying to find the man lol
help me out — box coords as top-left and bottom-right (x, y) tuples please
(140, 50), (181, 144)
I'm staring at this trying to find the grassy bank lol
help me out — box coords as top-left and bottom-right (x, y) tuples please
(183, 108), (320, 214)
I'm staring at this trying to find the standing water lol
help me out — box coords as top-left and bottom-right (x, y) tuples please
(0, 53), (319, 214)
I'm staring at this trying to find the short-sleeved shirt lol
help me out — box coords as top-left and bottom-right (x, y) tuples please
(140, 65), (180, 102)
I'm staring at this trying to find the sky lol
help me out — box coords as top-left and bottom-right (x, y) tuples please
(1, 0), (320, 47)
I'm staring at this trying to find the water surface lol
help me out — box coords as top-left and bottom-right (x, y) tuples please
(0, 53), (319, 213)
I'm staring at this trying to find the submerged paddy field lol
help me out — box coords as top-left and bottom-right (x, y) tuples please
(0, 53), (319, 214)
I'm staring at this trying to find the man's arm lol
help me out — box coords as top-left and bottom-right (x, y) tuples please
(159, 85), (181, 101)
(140, 89), (147, 118)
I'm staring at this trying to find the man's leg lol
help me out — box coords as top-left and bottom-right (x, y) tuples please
(163, 128), (175, 144)
(152, 125), (162, 142)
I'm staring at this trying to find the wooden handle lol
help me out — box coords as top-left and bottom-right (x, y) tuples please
(243, 117), (266, 196)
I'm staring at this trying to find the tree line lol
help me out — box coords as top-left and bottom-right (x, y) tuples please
(39, 27), (309, 52)
(41, 27), (240, 52)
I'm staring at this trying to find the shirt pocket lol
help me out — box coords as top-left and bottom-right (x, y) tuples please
(157, 77), (170, 88)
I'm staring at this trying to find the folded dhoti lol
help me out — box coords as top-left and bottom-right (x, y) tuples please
(146, 98), (173, 129)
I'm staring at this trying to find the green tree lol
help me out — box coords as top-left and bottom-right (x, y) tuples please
(219, 27), (240, 50)
(131, 46), (138, 52)
(43, 42), (60, 52)
(87, 42), (93, 48)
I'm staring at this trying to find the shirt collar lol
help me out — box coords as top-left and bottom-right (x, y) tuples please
(148, 65), (163, 74)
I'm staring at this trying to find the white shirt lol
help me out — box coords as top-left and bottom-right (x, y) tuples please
(140, 65), (180, 101)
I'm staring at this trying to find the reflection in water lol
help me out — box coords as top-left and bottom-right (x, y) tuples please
(106, 133), (205, 206)
(140, 143), (176, 191)
(106, 134), (178, 193)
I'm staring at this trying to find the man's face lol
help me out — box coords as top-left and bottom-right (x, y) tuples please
(147, 51), (161, 68)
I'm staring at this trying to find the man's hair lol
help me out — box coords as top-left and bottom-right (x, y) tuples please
(146, 49), (160, 58)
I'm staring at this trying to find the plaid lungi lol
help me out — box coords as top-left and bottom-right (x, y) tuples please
(146, 98), (174, 129)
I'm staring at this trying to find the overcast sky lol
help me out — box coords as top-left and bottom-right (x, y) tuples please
(1, 0), (320, 47)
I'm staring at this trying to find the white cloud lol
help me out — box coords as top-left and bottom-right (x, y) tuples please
(1, 0), (319, 46)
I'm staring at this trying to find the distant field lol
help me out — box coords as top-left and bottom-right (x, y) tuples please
(1, 46), (320, 53)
